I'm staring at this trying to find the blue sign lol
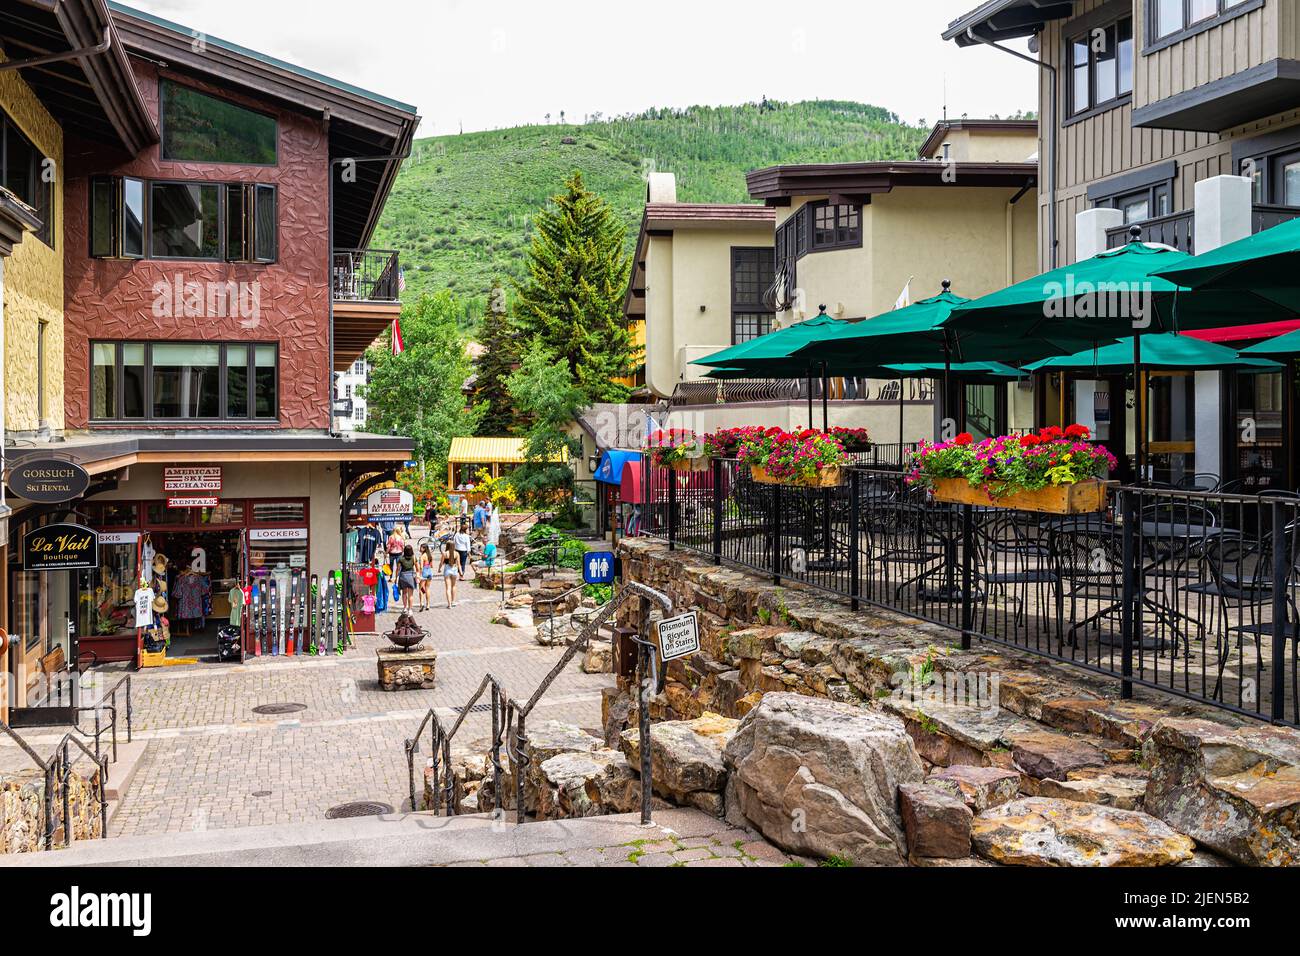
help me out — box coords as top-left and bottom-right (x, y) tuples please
(582, 551), (616, 585)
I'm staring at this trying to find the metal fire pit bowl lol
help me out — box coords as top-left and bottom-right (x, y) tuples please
(384, 614), (429, 652)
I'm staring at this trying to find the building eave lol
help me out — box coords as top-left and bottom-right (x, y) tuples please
(746, 161), (1039, 201)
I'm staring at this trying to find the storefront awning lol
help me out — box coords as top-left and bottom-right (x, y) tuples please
(595, 450), (641, 486)
(447, 436), (566, 466)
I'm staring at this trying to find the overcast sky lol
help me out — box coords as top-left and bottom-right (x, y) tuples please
(122, 0), (1038, 136)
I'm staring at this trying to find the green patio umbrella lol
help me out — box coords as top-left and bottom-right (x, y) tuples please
(946, 235), (1296, 476)
(1241, 328), (1300, 355)
(1023, 334), (1282, 372)
(693, 311), (851, 369)
(1151, 215), (1300, 312)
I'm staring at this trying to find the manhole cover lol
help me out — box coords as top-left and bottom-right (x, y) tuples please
(452, 703), (493, 716)
(325, 801), (393, 820)
(252, 703), (307, 716)
(252, 791), (272, 798)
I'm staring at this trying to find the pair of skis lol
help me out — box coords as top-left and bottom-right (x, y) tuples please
(246, 569), (346, 659)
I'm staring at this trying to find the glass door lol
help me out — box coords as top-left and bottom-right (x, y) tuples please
(1147, 372), (1196, 486)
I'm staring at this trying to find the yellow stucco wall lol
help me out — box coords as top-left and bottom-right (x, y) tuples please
(777, 185), (1037, 325)
(1, 60), (65, 437)
(927, 129), (1038, 164)
(643, 224), (774, 398)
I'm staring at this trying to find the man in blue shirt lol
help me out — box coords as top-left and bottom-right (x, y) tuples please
(472, 501), (486, 536)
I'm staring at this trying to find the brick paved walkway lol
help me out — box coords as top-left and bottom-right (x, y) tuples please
(61, 592), (609, 837)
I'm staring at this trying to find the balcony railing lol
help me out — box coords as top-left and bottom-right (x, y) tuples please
(332, 249), (401, 302)
(1106, 203), (1300, 256)
(670, 376), (925, 408)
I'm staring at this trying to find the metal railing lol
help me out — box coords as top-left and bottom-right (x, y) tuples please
(404, 581), (671, 824)
(332, 249), (401, 302)
(1106, 204), (1300, 256)
(643, 458), (1300, 728)
(13, 668), (133, 765)
(670, 375), (891, 407)
(0, 720), (109, 851)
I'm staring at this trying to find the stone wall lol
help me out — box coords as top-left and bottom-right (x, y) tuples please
(612, 538), (1300, 866)
(1, 763), (104, 854)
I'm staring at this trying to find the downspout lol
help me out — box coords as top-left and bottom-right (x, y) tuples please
(967, 28), (1058, 270)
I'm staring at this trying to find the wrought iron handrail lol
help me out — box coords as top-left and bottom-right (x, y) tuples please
(332, 248), (400, 302)
(403, 580), (672, 824)
(0, 720), (109, 850)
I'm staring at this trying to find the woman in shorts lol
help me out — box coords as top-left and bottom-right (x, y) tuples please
(439, 537), (461, 608)
(418, 542), (435, 611)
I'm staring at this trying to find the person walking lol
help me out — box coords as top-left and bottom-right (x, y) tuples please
(396, 544), (417, 613)
(386, 525), (404, 573)
(453, 520), (473, 578)
(439, 536), (461, 608)
(418, 542), (435, 611)
(472, 499), (486, 543)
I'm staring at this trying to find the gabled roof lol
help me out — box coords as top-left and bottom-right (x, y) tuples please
(0, 0), (157, 154)
(624, 203), (776, 320)
(942, 0), (1076, 47)
(107, 2), (420, 249)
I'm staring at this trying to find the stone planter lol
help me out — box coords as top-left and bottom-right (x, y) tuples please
(931, 477), (1109, 514)
(749, 465), (845, 488)
(377, 647), (437, 691)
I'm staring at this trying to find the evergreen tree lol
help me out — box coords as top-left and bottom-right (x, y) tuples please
(506, 348), (584, 501)
(362, 291), (483, 468)
(512, 171), (634, 403)
(474, 280), (524, 436)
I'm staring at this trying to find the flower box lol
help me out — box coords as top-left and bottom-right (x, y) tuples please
(932, 477), (1109, 514)
(750, 465), (845, 488)
(669, 458), (710, 473)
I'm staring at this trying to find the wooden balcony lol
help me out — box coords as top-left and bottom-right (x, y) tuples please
(333, 248), (401, 371)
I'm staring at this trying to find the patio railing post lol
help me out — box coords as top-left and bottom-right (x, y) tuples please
(849, 470), (861, 612)
(712, 458), (723, 566)
(771, 482), (783, 586)
(667, 466), (677, 551)
(1270, 499), (1288, 723)
(1119, 488), (1136, 701)
(960, 504), (974, 650)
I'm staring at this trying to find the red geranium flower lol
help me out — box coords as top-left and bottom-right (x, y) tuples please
(1064, 424), (1091, 439)
(953, 433), (974, 446)
(1019, 434), (1041, 448)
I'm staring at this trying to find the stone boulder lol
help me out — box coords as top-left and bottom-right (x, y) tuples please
(491, 721), (604, 814)
(1143, 718), (1300, 866)
(621, 713), (737, 815)
(582, 640), (613, 674)
(972, 797), (1195, 867)
(536, 749), (640, 820)
(899, 782), (972, 860)
(927, 765), (1022, 812)
(722, 693), (925, 865)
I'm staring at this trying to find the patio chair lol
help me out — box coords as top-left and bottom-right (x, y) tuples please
(972, 512), (1061, 646)
(866, 498), (948, 605)
(1049, 525), (1125, 653)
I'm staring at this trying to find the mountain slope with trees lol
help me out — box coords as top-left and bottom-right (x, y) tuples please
(373, 99), (932, 317)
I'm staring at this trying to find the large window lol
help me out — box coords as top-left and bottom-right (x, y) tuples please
(161, 81), (278, 166)
(90, 176), (276, 262)
(1068, 17), (1134, 118)
(810, 202), (862, 251)
(2, 113), (53, 246)
(1151, 0), (1254, 42)
(731, 247), (775, 344)
(90, 341), (278, 422)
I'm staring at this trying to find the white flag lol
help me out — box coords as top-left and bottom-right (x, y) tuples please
(893, 276), (914, 311)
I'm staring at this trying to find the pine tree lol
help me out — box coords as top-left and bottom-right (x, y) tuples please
(474, 280), (524, 436)
(512, 171), (634, 403)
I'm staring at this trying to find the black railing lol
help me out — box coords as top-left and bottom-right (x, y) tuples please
(0, 721), (109, 850)
(1107, 210), (1196, 253)
(670, 375), (895, 407)
(1106, 203), (1300, 256)
(332, 249), (401, 302)
(642, 458), (1300, 728)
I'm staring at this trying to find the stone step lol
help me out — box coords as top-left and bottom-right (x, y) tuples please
(0, 808), (735, 868)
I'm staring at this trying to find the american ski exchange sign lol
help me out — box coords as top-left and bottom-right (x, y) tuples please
(163, 466), (222, 493)
(367, 488), (414, 519)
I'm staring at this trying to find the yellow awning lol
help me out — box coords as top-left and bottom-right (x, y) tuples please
(447, 436), (566, 465)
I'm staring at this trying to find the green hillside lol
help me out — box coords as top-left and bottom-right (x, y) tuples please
(372, 100), (931, 320)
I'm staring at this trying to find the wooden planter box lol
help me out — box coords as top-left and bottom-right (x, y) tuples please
(932, 477), (1109, 514)
(750, 465), (845, 488)
(668, 457), (710, 473)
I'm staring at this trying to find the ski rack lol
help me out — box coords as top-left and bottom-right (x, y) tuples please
(404, 580), (672, 824)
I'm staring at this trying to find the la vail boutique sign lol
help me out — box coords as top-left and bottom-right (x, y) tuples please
(23, 524), (99, 572)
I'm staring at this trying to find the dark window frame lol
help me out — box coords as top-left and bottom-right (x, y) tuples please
(731, 246), (776, 345)
(1064, 15), (1135, 122)
(808, 200), (863, 252)
(159, 79), (279, 168)
(1088, 162), (1176, 224)
(1235, 130), (1300, 207)
(1, 110), (54, 248)
(89, 340), (280, 424)
(1144, 0), (1262, 55)
(89, 175), (278, 263)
